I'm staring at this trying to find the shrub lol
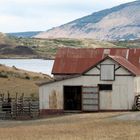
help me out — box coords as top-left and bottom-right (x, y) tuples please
(25, 75), (30, 80)
(0, 73), (8, 78)
(12, 65), (18, 70)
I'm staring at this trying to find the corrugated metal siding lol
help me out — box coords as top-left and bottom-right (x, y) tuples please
(52, 48), (140, 74)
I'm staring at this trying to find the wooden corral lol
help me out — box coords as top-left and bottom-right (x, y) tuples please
(0, 92), (39, 120)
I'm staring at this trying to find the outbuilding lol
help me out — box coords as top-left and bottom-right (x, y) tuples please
(38, 48), (140, 115)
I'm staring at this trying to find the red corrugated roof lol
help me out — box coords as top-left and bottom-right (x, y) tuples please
(108, 55), (140, 75)
(52, 48), (140, 75)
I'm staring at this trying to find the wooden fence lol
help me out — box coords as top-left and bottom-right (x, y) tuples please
(0, 93), (39, 120)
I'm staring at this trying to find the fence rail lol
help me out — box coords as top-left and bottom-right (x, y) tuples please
(0, 93), (39, 120)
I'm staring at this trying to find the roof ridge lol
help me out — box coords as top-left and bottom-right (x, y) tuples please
(108, 55), (138, 68)
(108, 55), (140, 75)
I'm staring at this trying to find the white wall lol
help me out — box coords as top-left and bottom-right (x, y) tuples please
(134, 76), (140, 95)
(39, 76), (134, 110)
(39, 58), (135, 111)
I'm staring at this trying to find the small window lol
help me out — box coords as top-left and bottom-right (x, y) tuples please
(98, 84), (112, 91)
(100, 64), (115, 81)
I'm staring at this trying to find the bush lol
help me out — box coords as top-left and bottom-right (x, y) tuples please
(132, 104), (138, 111)
(0, 73), (8, 78)
(25, 75), (30, 80)
(12, 65), (18, 70)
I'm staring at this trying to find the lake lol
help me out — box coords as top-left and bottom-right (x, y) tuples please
(0, 59), (54, 76)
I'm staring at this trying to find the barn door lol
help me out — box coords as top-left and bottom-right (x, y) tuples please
(82, 86), (99, 111)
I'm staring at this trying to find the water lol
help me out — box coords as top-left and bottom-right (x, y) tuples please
(0, 59), (54, 76)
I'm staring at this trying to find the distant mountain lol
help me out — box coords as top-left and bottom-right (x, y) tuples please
(35, 0), (140, 41)
(7, 31), (42, 38)
(0, 32), (14, 45)
(0, 32), (6, 43)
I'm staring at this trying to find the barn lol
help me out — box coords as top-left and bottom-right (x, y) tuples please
(38, 48), (140, 115)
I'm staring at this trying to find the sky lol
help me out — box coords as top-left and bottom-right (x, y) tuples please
(0, 0), (135, 33)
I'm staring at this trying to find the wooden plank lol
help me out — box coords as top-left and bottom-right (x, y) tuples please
(83, 87), (98, 93)
(83, 93), (98, 99)
(82, 86), (99, 111)
(82, 105), (98, 111)
(83, 99), (98, 104)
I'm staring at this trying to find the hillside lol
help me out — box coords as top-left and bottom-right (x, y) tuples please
(0, 35), (118, 59)
(7, 31), (42, 38)
(0, 32), (140, 59)
(0, 32), (15, 45)
(35, 0), (140, 41)
(112, 39), (140, 48)
(0, 64), (52, 97)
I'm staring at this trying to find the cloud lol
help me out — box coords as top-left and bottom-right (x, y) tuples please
(0, 0), (134, 17)
(0, 0), (135, 32)
(0, 12), (84, 32)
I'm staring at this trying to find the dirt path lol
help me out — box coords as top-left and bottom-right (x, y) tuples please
(0, 112), (140, 140)
(111, 111), (140, 121)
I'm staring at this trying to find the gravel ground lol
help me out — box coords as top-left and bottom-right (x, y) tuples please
(0, 112), (140, 140)
(111, 111), (140, 121)
(0, 111), (140, 128)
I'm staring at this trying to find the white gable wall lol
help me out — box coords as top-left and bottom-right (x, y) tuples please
(86, 67), (100, 75)
(115, 67), (131, 75)
(86, 59), (132, 75)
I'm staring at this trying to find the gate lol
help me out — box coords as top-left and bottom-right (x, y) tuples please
(82, 86), (99, 111)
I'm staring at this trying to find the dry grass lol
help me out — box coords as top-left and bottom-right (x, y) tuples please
(0, 112), (140, 140)
(0, 77), (38, 97)
(0, 64), (51, 80)
(0, 64), (52, 97)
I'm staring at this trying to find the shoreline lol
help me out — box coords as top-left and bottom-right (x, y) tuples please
(0, 59), (54, 76)
(0, 56), (55, 60)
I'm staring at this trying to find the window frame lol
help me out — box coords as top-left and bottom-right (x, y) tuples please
(98, 84), (113, 91)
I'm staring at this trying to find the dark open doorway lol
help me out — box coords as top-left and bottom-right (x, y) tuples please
(64, 86), (82, 111)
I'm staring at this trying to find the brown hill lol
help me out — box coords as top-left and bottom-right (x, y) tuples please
(35, 0), (140, 41)
(0, 64), (52, 97)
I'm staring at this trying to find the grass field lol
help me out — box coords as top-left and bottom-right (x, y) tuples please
(0, 64), (52, 97)
(1, 33), (140, 59)
(0, 112), (140, 140)
(0, 33), (118, 59)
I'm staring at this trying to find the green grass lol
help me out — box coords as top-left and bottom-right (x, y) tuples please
(23, 38), (118, 58)
(1, 33), (140, 59)
(111, 39), (140, 48)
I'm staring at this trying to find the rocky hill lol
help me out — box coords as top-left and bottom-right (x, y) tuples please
(35, 0), (140, 41)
